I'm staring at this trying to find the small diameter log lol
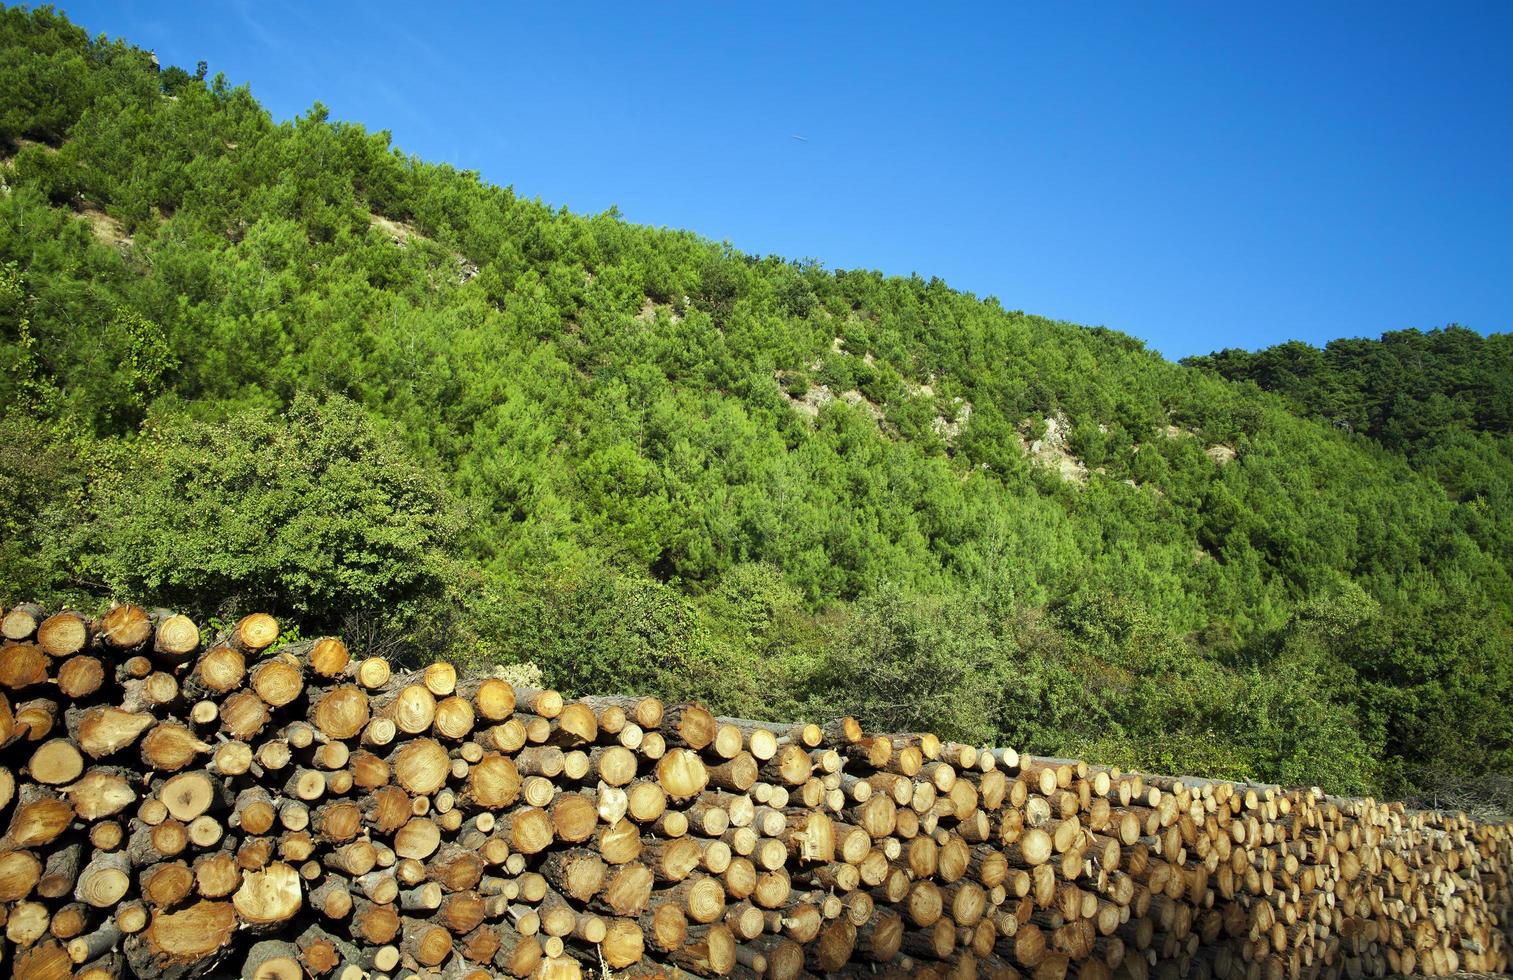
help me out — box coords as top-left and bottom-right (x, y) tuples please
(37, 840), (85, 899)
(67, 921), (124, 965)
(227, 613), (280, 655)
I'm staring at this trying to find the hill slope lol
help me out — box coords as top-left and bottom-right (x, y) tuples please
(1, 6), (1509, 802)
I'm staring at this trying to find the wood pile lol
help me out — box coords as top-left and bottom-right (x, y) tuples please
(0, 601), (1508, 980)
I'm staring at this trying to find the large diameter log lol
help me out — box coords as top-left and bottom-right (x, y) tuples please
(75, 850), (133, 907)
(668, 921), (737, 976)
(127, 900), (238, 980)
(307, 636), (350, 678)
(28, 737), (84, 784)
(38, 610), (91, 656)
(381, 683), (437, 735)
(601, 918), (645, 969)
(3, 784), (74, 849)
(225, 612), (279, 654)
(473, 678), (516, 720)
(12, 941), (73, 980)
(188, 646), (245, 698)
(434, 695), (476, 740)
(0, 641), (50, 688)
(250, 655), (304, 707)
(141, 721), (212, 771)
(153, 612), (201, 658)
(312, 685), (370, 740)
(233, 862), (303, 928)
(0, 849), (43, 901)
(57, 655), (106, 699)
(392, 737), (450, 795)
(657, 748), (709, 801)
(70, 707), (154, 758)
(465, 752), (521, 809)
(402, 916), (454, 968)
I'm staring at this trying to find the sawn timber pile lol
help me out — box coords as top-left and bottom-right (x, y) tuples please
(0, 602), (1508, 980)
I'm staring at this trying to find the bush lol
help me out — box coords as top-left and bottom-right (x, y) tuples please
(814, 585), (1003, 743)
(81, 393), (458, 632)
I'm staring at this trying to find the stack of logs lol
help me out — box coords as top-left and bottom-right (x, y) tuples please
(0, 601), (1508, 980)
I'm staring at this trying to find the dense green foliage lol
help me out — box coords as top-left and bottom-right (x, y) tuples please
(2, 6), (1509, 803)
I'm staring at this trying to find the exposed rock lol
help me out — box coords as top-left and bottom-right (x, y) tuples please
(75, 203), (131, 248)
(840, 388), (885, 423)
(1020, 413), (1088, 484)
(931, 397), (971, 444)
(636, 297), (681, 324)
(1206, 444), (1237, 465)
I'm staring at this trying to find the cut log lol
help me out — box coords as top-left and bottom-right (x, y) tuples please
(37, 610), (91, 656)
(0, 641), (49, 688)
(311, 685), (370, 740)
(1, 601), (45, 640)
(380, 683), (437, 735)
(392, 737), (450, 795)
(0, 848), (43, 901)
(3, 784), (74, 850)
(141, 721), (212, 771)
(29, 736), (84, 784)
(188, 646), (246, 698)
(308, 636), (350, 678)
(57, 655), (106, 698)
(130, 899), (237, 979)
(152, 612), (201, 659)
(657, 748), (709, 801)
(250, 655), (304, 707)
(225, 613), (279, 655)
(402, 916), (455, 967)
(233, 862), (303, 928)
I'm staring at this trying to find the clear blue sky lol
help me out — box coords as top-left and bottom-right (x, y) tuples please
(60, 1), (1513, 359)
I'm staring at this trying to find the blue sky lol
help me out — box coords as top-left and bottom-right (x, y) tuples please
(60, 1), (1513, 359)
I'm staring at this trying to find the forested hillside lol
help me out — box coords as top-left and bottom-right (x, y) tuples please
(1, 7), (1509, 806)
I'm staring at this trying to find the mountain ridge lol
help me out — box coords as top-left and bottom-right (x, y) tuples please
(1, 5), (1509, 807)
